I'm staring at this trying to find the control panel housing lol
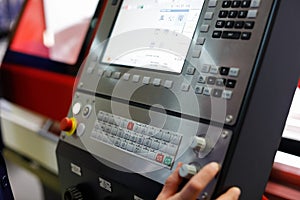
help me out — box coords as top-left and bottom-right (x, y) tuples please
(56, 0), (300, 199)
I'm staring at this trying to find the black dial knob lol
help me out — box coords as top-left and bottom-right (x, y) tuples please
(64, 186), (83, 200)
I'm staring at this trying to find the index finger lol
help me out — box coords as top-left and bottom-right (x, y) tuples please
(156, 162), (183, 199)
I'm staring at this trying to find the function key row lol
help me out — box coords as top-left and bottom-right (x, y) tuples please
(195, 86), (233, 99)
(219, 10), (257, 19)
(187, 65), (240, 77)
(222, 0), (251, 8)
(212, 30), (251, 40)
(216, 20), (255, 29)
(87, 67), (174, 89)
(198, 76), (236, 88)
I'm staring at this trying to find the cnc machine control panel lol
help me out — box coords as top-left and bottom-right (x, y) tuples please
(57, 0), (277, 199)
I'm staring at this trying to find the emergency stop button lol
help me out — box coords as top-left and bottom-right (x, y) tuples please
(60, 117), (77, 136)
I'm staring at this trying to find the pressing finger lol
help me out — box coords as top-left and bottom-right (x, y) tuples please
(156, 162), (183, 199)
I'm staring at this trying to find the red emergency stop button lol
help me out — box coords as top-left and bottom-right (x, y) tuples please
(60, 117), (77, 136)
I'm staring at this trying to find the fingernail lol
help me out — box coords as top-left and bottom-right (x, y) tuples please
(232, 187), (241, 197)
(209, 162), (220, 171)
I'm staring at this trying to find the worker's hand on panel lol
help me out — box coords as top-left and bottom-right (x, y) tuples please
(157, 162), (241, 200)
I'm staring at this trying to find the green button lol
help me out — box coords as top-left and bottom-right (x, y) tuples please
(164, 156), (173, 166)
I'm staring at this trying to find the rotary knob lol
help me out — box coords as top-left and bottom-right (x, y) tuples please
(179, 164), (198, 179)
(64, 186), (83, 200)
(190, 136), (206, 152)
(60, 117), (77, 136)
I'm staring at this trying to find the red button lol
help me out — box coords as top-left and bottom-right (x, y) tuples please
(127, 122), (134, 130)
(60, 117), (74, 132)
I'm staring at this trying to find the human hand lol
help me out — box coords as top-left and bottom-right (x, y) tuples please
(156, 162), (241, 200)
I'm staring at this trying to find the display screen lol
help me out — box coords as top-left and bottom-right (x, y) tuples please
(102, 0), (204, 73)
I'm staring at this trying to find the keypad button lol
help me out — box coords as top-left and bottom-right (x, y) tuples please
(208, 0), (218, 7)
(124, 131), (130, 140)
(212, 89), (223, 98)
(170, 134), (181, 145)
(229, 68), (240, 77)
(134, 145), (142, 154)
(219, 10), (228, 18)
(111, 127), (118, 135)
(238, 10), (248, 18)
(234, 21), (245, 29)
(164, 80), (173, 89)
(151, 140), (160, 150)
(195, 85), (204, 94)
(143, 138), (152, 147)
(220, 67), (230, 75)
(117, 129), (124, 138)
(247, 10), (258, 18)
(137, 137), (144, 145)
(222, 31), (241, 39)
(162, 132), (171, 142)
(142, 77), (151, 85)
(186, 67), (196, 75)
(241, 32), (251, 40)
(216, 78), (226, 86)
(212, 31), (222, 38)
(147, 128), (155, 136)
(153, 78), (162, 86)
(203, 87), (212, 96)
(198, 75), (207, 83)
(114, 138), (121, 147)
(216, 20), (225, 28)
(163, 156), (173, 166)
(120, 141), (127, 149)
(210, 66), (219, 74)
(126, 143), (135, 152)
(112, 72), (121, 79)
(228, 11), (238, 18)
(241, 1), (251, 8)
(226, 79), (237, 88)
(200, 24), (210, 32)
(181, 83), (190, 92)
(222, 90), (233, 99)
(222, 1), (231, 8)
(127, 122), (134, 130)
(154, 130), (163, 139)
(250, 0), (261, 8)
(204, 12), (214, 20)
(225, 21), (235, 28)
(123, 73), (130, 80)
(231, 1), (241, 8)
(207, 76), (217, 85)
(196, 37), (205, 45)
(244, 21), (255, 29)
(132, 75), (140, 82)
(156, 153), (165, 163)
